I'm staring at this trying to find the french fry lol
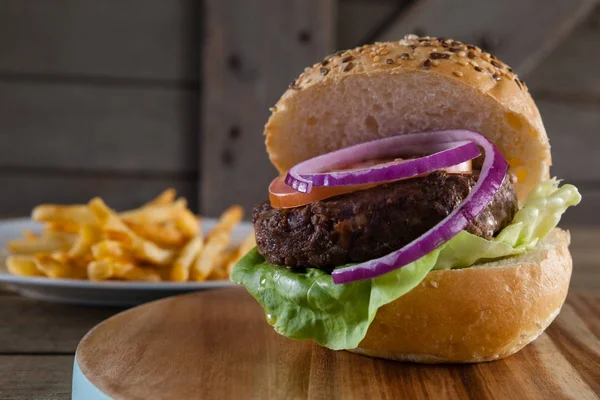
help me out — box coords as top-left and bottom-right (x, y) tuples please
(51, 250), (70, 265)
(68, 225), (102, 260)
(33, 254), (85, 279)
(144, 188), (176, 207)
(209, 249), (237, 280)
(87, 260), (114, 281)
(91, 240), (135, 262)
(6, 256), (44, 277)
(170, 236), (203, 282)
(120, 199), (187, 225)
(89, 198), (174, 265)
(7, 236), (74, 255)
(126, 222), (186, 248)
(192, 206), (243, 281)
(227, 231), (256, 275)
(88, 260), (160, 282)
(45, 222), (80, 234)
(209, 206), (244, 237)
(175, 208), (200, 238)
(192, 231), (232, 281)
(32, 204), (96, 226)
(117, 264), (161, 282)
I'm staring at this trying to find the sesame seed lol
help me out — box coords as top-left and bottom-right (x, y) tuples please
(381, 49), (389, 55)
(423, 59), (432, 69)
(441, 43), (449, 48)
(373, 55), (381, 62)
(467, 44), (476, 50)
(430, 52), (450, 60)
(289, 80), (300, 90)
(404, 34), (419, 40)
(269, 107), (276, 112)
(492, 74), (501, 81)
(458, 51), (466, 57)
(431, 60), (440, 66)
(470, 60), (479, 67)
(400, 52), (410, 60)
(343, 62), (354, 72)
(320, 67), (329, 76)
(491, 60), (503, 69)
(386, 58), (394, 64)
(453, 71), (464, 77)
(515, 79), (522, 90)
(408, 44), (417, 50)
(467, 51), (476, 59)
(457, 60), (468, 66)
(449, 47), (462, 53)
(341, 55), (353, 63)
(520, 79), (527, 89)
(474, 66), (483, 72)
(336, 50), (346, 57)
(481, 53), (490, 61)
(508, 67), (513, 72)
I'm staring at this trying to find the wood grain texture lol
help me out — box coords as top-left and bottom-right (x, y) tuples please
(0, 0), (197, 81)
(0, 355), (73, 400)
(0, 294), (120, 353)
(528, 5), (600, 93)
(200, 0), (336, 216)
(0, 172), (196, 215)
(377, 0), (599, 76)
(0, 81), (198, 173)
(76, 288), (600, 400)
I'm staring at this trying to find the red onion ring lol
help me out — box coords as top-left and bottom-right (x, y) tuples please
(285, 134), (481, 193)
(331, 130), (508, 284)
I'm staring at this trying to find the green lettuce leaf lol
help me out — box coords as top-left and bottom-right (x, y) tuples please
(231, 179), (581, 350)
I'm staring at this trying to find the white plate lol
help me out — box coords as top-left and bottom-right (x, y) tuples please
(0, 217), (251, 306)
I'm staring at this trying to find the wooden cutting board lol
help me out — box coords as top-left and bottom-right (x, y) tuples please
(75, 288), (600, 399)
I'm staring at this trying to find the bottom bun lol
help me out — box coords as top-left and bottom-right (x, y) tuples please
(351, 228), (572, 363)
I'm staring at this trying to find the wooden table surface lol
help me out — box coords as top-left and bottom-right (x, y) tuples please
(0, 227), (599, 400)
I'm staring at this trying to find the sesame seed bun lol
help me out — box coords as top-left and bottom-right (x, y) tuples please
(351, 228), (571, 363)
(265, 36), (551, 200)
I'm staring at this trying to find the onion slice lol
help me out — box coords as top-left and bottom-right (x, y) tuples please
(331, 130), (508, 284)
(285, 134), (481, 193)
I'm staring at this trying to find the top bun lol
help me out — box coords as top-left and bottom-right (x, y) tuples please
(264, 35), (551, 200)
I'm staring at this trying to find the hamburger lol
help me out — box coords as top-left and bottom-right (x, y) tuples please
(231, 35), (581, 363)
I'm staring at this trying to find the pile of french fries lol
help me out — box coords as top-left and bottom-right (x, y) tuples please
(5, 189), (255, 282)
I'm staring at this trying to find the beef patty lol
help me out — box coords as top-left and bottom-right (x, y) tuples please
(253, 171), (518, 269)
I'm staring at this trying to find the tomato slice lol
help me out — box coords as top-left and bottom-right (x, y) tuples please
(269, 176), (376, 209)
(269, 159), (472, 209)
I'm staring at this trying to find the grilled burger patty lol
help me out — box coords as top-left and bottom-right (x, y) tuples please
(253, 171), (518, 269)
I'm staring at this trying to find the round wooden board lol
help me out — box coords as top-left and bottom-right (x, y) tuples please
(75, 288), (600, 399)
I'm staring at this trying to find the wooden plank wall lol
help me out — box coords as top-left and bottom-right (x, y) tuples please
(1, 0), (598, 226)
(0, 0), (200, 213)
(201, 0), (337, 216)
(528, 5), (600, 225)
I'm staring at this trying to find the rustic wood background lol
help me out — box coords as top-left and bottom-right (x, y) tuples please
(0, 0), (598, 225)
